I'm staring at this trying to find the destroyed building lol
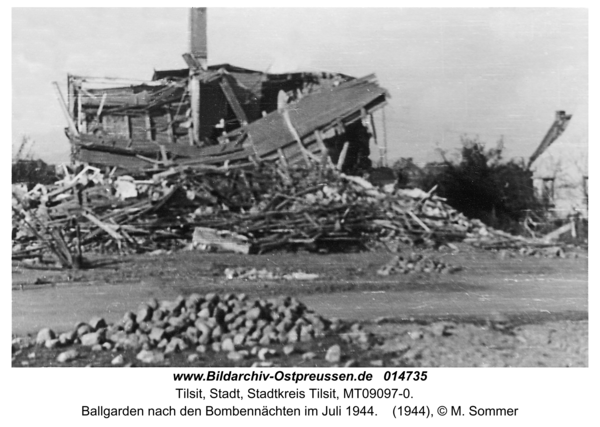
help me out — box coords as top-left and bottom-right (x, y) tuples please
(15, 9), (584, 266)
(56, 8), (388, 174)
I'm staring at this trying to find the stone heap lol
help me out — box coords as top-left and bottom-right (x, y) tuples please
(31, 292), (339, 365)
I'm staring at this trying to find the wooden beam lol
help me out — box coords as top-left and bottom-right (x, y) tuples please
(159, 145), (171, 166)
(182, 53), (203, 69)
(145, 113), (153, 141)
(543, 221), (575, 242)
(320, 148), (332, 170)
(77, 92), (83, 131)
(282, 109), (310, 166)
(52, 82), (79, 136)
(190, 74), (201, 145)
(527, 111), (573, 170)
(220, 75), (248, 125)
(382, 108), (388, 167)
(81, 212), (122, 241)
(368, 113), (383, 167)
(101, 116), (108, 134)
(314, 130), (327, 153)
(277, 148), (288, 168)
(239, 170), (256, 202)
(337, 142), (350, 170)
(408, 210), (431, 233)
(80, 87), (98, 100)
(302, 147), (322, 163)
(68, 75), (76, 123)
(313, 130), (334, 168)
(96, 93), (107, 119)
(124, 115), (131, 139)
(165, 109), (175, 143)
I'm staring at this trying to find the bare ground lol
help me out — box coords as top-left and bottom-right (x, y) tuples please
(12, 245), (588, 367)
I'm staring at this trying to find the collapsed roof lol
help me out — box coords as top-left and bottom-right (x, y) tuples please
(56, 8), (389, 173)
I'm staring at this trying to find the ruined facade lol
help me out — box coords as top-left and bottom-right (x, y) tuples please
(63, 66), (387, 173)
(55, 8), (389, 175)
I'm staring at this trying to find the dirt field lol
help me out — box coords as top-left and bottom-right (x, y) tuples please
(12, 245), (588, 367)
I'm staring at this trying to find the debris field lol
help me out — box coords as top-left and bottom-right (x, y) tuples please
(12, 289), (588, 368)
(12, 161), (567, 269)
(11, 8), (585, 369)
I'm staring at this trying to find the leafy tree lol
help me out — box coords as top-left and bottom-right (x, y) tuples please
(418, 137), (543, 233)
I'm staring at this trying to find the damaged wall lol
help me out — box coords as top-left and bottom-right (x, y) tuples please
(66, 65), (387, 173)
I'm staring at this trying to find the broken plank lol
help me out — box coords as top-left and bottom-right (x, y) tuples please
(77, 92), (83, 131)
(282, 109), (310, 166)
(190, 74), (201, 145)
(96, 93), (108, 119)
(368, 113), (383, 167)
(124, 115), (131, 139)
(145, 113), (153, 141)
(219, 75), (248, 125)
(407, 210), (431, 233)
(81, 212), (123, 241)
(53, 82), (79, 136)
(277, 148), (288, 168)
(543, 221), (575, 242)
(336, 141), (349, 170)
(165, 108), (175, 143)
(314, 130), (327, 153)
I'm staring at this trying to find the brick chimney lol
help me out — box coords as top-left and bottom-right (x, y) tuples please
(189, 7), (207, 68)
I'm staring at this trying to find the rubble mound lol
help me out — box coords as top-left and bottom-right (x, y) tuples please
(13, 163), (557, 266)
(377, 253), (461, 276)
(224, 267), (319, 281)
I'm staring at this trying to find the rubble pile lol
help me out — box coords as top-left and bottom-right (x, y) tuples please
(224, 267), (319, 281)
(14, 315), (588, 367)
(517, 246), (566, 258)
(26, 292), (340, 365)
(496, 246), (579, 259)
(12, 162), (553, 266)
(377, 253), (461, 276)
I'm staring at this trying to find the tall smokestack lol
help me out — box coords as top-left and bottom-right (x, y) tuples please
(187, 8), (207, 145)
(189, 7), (207, 68)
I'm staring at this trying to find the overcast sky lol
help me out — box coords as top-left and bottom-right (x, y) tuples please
(12, 7), (588, 172)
